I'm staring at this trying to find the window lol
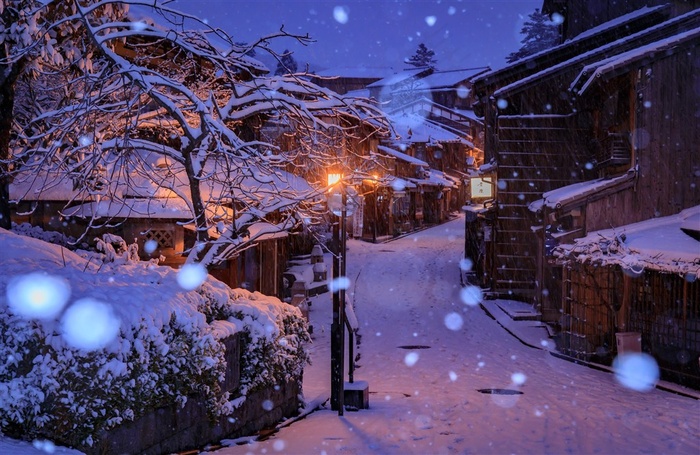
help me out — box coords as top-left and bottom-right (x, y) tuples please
(144, 228), (175, 249)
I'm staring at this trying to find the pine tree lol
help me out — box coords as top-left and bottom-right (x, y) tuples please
(406, 43), (437, 69)
(275, 49), (298, 75)
(236, 42), (256, 57)
(506, 9), (560, 63)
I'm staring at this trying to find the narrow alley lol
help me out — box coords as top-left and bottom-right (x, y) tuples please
(215, 216), (700, 454)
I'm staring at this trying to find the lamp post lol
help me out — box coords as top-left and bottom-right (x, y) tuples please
(327, 172), (346, 415)
(373, 176), (380, 243)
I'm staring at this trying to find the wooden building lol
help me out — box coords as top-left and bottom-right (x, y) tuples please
(554, 207), (700, 388)
(8, 159), (304, 300)
(309, 67), (394, 95)
(542, 0), (699, 42)
(470, 4), (700, 299)
(469, 1), (700, 387)
(305, 67), (490, 240)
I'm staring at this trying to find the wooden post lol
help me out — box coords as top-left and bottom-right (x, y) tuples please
(619, 274), (632, 331)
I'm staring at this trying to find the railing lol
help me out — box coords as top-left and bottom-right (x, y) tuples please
(345, 317), (356, 383)
(597, 132), (631, 166)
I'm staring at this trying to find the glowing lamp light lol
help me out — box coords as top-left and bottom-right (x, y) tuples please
(327, 172), (342, 187)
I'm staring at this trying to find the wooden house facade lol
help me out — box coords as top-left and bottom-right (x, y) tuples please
(470, 4), (700, 299)
(470, 1), (700, 387)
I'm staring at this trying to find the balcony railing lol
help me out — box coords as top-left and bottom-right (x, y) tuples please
(597, 132), (631, 167)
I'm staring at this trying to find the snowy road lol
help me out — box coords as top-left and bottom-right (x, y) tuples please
(215, 216), (699, 454)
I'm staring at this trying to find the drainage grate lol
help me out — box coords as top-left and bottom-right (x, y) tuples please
(477, 388), (523, 395)
(397, 345), (431, 350)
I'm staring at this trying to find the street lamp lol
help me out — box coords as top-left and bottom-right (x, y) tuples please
(371, 175), (379, 243)
(327, 172), (346, 415)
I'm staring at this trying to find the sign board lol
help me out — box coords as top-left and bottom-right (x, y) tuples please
(470, 177), (494, 200)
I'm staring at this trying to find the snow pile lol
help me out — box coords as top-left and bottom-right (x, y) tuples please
(555, 205), (700, 276)
(0, 228), (309, 449)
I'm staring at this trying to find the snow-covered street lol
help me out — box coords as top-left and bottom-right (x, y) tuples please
(215, 215), (700, 454)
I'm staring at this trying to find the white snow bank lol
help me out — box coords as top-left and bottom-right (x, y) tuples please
(0, 228), (309, 449)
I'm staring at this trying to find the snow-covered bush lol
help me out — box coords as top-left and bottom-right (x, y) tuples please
(0, 228), (310, 448)
(94, 233), (140, 263)
(197, 282), (311, 409)
(10, 222), (76, 248)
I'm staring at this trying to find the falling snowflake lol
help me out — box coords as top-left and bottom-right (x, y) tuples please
(333, 6), (349, 24)
(7, 273), (71, 320)
(404, 352), (420, 367)
(61, 298), (120, 351)
(177, 263), (207, 290)
(613, 353), (659, 392)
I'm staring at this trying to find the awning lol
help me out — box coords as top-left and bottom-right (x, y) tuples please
(377, 145), (429, 167)
(528, 169), (637, 213)
(555, 205), (700, 275)
(63, 197), (193, 220)
(408, 169), (459, 189)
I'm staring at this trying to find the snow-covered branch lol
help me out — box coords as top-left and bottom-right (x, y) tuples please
(3, 0), (389, 265)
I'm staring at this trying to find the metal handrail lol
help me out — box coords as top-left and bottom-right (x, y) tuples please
(344, 317), (355, 383)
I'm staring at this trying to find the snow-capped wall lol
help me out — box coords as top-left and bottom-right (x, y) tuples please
(0, 228), (310, 450)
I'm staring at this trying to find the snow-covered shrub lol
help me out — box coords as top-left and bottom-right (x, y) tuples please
(11, 222), (76, 248)
(0, 306), (227, 446)
(197, 282), (311, 410)
(226, 289), (311, 399)
(0, 228), (309, 448)
(94, 233), (140, 263)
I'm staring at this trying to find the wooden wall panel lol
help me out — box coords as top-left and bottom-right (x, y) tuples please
(633, 48), (700, 220)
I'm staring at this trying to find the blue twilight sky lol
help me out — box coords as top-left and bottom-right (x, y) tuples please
(170, 0), (543, 72)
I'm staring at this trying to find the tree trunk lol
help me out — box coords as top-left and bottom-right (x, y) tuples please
(182, 151), (212, 264)
(0, 56), (21, 230)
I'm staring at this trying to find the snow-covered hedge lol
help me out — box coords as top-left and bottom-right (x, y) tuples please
(0, 229), (310, 448)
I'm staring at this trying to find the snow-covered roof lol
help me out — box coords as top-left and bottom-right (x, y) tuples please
(528, 170), (637, 212)
(388, 98), (480, 134)
(9, 171), (80, 202)
(377, 145), (428, 167)
(13, 150), (316, 207)
(408, 169), (458, 189)
(462, 202), (493, 214)
(490, 8), (699, 99)
(388, 113), (469, 145)
(572, 26), (700, 95)
(63, 197), (193, 220)
(380, 175), (416, 190)
(555, 205), (700, 275)
(344, 88), (370, 98)
(566, 5), (667, 43)
(366, 68), (430, 88)
(479, 161), (497, 174)
(452, 108), (483, 122)
(312, 67), (395, 79)
(415, 67), (490, 89)
(473, 5), (668, 83)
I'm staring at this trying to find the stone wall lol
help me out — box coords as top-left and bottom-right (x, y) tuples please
(85, 333), (302, 455)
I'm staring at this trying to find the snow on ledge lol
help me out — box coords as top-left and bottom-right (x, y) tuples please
(529, 170), (636, 212)
(555, 205), (700, 275)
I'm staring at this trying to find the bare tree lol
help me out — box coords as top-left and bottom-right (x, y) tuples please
(2, 0), (389, 265)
